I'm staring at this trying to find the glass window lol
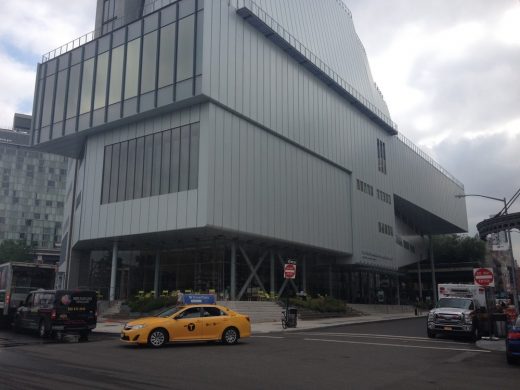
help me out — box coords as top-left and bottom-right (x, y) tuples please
(125, 38), (141, 100)
(94, 52), (109, 110)
(176, 15), (195, 82)
(188, 123), (199, 190)
(41, 74), (56, 127)
(104, 145), (112, 203)
(109, 45), (124, 105)
(141, 31), (158, 94)
(117, 141), (128, 202)
(53, 69), (68, 124)
(80, 58), (95, 114)
(134, 137), (145, 198)
(158, 23), (176, 88)
(66, 64), (81, 119)
(142, 135), (153, 197)
(126, 139), (136, 200)
(179, 125), (190, 191)
(109, 143), (120, 203)
(151, 132), (162, 196)
(195, 11), (203, 75)
(177, 307), (201, 319)
(160, 130), (171, 195)
(170, 127), (180, 193)
(203, 306), (221, 317)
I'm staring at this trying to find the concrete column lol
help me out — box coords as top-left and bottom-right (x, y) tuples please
(154, 251), (160, 298)
(109, 241), (118, 302)
(429, 235), (437, 303)
(417, 256), (423, 301)
(230, 241), (236, 300)
(270, 251), (275, 297)
(302, 256), (307, 292)
(328, 264), (333, 297)
(396, 275), (401, 305)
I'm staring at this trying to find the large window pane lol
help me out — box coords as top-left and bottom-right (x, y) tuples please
(142, 134), (153, 197)
(125, 38), (141, 99)
(80, 58), (95, 114)
(109, 45), (124, 105)
(189, 123), (199, 190)
(195, 11), (203, 75)
(141, 31), (158, 94)
(176, 15), (195, 82)
(109, 143), (120, 203)
(134, 137), (145, 198)
(53, 70), (68, 124)
(117, 141), (128, 202)
(151, 133), (162, 196)
(160, 130), (171, 194)
(170, 127), (180, 193)
(101, 145), (113, 204)
(35, 78), (44, 130)
(179, 125), (190, 191)
(126, 139), (136, 200)
(158, 23), (176, 88)
(94, 52), (109, 110)
(66, 64), (81, 119)
(41, 75), (56, 127)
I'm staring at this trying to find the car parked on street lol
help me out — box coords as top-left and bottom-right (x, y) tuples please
(121, 304), (251, 348)
(13, 289), (97, 340)
(506, 315), (520, 364)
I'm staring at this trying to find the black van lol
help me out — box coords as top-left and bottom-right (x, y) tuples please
(13, 289), (97, 340)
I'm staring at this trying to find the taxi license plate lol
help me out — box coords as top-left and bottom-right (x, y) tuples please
(444, 326), (452, 331)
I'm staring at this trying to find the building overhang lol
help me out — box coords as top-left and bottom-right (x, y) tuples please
(394, 194), (466, 235)
(235, 2), (398, 136)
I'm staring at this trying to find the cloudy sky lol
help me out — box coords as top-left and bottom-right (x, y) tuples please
(0, 0), (519, 260)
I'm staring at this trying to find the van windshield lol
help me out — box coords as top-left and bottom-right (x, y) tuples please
(436, 298), (472, 309)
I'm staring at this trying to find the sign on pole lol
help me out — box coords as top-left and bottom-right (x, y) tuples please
(473, 267), (495, 287)
(284, 263), (297, 279)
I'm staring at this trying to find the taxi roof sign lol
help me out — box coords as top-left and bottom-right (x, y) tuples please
(179, 293), (216, 305)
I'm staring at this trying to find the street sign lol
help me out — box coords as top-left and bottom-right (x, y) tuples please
(284, 263), (297, 279)
(473, 267), (495, 287)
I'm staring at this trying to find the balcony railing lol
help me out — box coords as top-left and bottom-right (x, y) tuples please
(397, 133), (464, 189)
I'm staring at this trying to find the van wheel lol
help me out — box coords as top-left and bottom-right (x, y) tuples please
(39, 320), (49, 338)
(79, 331), (90, 342)
(471, 326), (480, 342)
(427, 329), (435, 339)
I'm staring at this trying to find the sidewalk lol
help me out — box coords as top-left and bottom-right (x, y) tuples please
(94, 312), (426, 335)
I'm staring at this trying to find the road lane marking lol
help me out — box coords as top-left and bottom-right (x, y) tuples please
(297, 332), (473, 345)
(304, 338), (490, 353)
(251, 336), (284, 339)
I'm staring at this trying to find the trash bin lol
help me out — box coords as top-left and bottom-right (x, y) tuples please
(287, 307), (298, 328)
(493, 313), (508, 338)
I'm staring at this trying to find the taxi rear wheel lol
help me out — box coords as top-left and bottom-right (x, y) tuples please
(222, 327), (239, 345)
(148, 328), (168, 348)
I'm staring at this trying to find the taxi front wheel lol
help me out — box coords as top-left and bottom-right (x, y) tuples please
(148, 328), (168, 348)
(222, 327), (239, 345)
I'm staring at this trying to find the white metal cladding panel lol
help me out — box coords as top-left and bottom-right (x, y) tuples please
(73, 106), (203, 245)
(388, 138), (468, 232)
(243, 0), (389, 116)
(204, 103), (353, 254)
(394, 216), (426, 268)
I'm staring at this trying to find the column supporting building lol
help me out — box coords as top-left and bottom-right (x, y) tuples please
(109, 241), (118, 302)
(154, 251), (161, 298)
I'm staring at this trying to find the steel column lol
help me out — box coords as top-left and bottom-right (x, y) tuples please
(429, 235), (437, 303)
(230, 241), (236, 300)
(154, 251), (160, 298)
(270, 251), (275, 297)
(109, 241), (118, 302)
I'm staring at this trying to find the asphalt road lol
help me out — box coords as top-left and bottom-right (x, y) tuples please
(0, 318), (518, 390)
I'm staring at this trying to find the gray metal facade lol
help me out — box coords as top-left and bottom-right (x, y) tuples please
(31, 0), (467, 298)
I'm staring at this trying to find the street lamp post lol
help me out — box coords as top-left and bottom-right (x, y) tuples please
(456, 194), (519, 312)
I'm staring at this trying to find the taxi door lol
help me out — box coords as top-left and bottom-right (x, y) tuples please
(170, 307), (203, 341)
(202, 306), (229, 340)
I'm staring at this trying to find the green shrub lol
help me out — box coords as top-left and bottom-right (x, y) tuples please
(289, 296), (346, 313)
(127, 296), (178, 313)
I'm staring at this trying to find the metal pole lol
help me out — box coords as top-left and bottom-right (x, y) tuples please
(109, 241), (118, 302)
(418, 254), (423, 301)
(328, 264), (333, 297)
(230, 241), (236, 300)
(154, 251), (160, 298)
(429, 235), (437, 304)
(504, 198), (519, 312)
(302, 255), (307, 293)
(270, 251), (275, 298)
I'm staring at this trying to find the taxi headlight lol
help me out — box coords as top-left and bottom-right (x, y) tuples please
(125, 324), (146, 330)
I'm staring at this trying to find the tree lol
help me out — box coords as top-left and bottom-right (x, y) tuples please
(0, 240), (33, 264)
(432, 234), (485, 264)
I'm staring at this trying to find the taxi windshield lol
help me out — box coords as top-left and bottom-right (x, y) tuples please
(156, 306), (184, 318)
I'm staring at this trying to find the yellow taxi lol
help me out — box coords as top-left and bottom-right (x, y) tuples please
(120, 304), (251, 348)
